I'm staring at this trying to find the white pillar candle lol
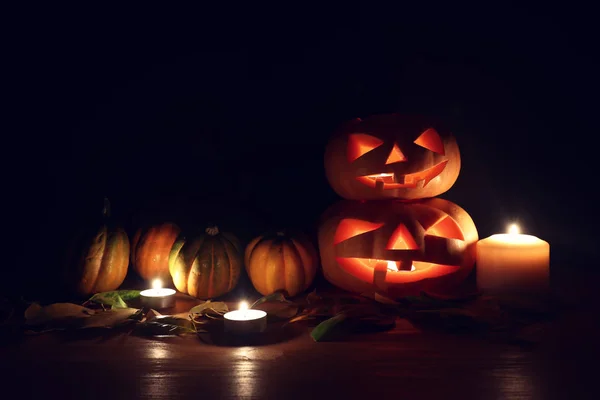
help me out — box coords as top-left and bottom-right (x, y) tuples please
(224, 301), (267, 334)
(476, 224), (550, 294)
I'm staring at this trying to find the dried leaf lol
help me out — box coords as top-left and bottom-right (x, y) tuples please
(311, 313), (348, 342)
(145, 309), (163, 321)
(373, 293), (401, 305)
(253, 301), (299, 320)
(287, 312), (318, 324)
(80, 308), (139, 329)
(250, 291), (291, 308)
(133, 316), (196, 336)
(306, 289), (322, 305)
(189, 301), (229, 318)
(87, 290), (141, 308)
(25, 303), (94, 326)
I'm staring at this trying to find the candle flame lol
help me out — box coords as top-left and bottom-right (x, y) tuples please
(151, 279), (163, 290)
(387, 261), (416, 272)
(508, 224), (520, 235)
(239, 301), (249, 311)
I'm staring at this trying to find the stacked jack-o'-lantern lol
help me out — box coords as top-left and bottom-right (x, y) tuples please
(318, 114), (479, 301)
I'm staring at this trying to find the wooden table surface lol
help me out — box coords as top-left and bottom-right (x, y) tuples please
(1, 266), (599, 400)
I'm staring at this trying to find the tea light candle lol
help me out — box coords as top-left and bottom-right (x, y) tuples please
(140, 279), (176, 309)
(224, 301), (267, 334)
(476, 224), (550, 294)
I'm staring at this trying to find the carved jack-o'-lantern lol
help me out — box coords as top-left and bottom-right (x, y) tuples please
(318, 198), (478, 299)
(325, 114), (461, 200)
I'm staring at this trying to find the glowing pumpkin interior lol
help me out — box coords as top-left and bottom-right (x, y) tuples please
(333, 213), (467, 285)
(349, 128), (448, 190)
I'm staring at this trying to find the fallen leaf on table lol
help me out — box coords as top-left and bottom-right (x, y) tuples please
(86, 290), (141, 309)
(25, 303), (94, 326)
(132, 316), (196, 336)
(310, 313), (348, 342)
(189, 301), (229, 319)
(373, 292), (402, 305)
(250, 291), (292, 309)
(80, 308), (140, 329)
(253, 301), (299, 320)
(310, 302), (396, 342)
(145, 309), (163, 321)
(287, 308), (325, 324)
(306, 289), (322, 305)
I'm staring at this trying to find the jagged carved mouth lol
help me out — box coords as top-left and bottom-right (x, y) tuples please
(335, 257), (460, 284)
(356, 160), (448, 189)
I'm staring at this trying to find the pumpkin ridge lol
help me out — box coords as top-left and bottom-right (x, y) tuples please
(135, 227), (151, 270)
(130, 228), (141, 266)
(168, 236), (186, 292)
(86, 226), (108, 294)
(284, 239), (305, 297)
(220, 238), (233, 293)
(191, 237), (207, 298)
(96, 229), (119, 293)
(267, 239), (282, 295)
(208, 239), (215, 298)
(290, 238), (309, 290)
(280, 240), (287, 296)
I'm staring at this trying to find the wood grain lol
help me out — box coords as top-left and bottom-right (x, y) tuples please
(1, 268), (599, 399)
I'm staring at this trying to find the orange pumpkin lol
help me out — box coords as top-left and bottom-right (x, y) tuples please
(131, 222), (180, 283)
(318, 198), (478, 300)
(169, 226), (241, 299)
(65, 198), (130, 296)
(324, 113), (461, 200)
(245, 231), (319, 297)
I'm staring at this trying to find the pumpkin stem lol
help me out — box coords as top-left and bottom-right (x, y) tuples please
(103, 197), (111, 218)
(205, 226), (219, 236)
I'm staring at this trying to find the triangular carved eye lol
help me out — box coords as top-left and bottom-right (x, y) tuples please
(347, 134), (384, 162)
(334, 219), (384, 244)
(425, 216), (464, 240)
(414, 128), (445, 155)
(386, 224), (419, 250)
(385, 143), (406, 164)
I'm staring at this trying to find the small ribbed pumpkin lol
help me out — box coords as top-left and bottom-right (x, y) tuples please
(131, 222), (180, 282)
(65, 198), (130, 296)
(245, 231), (319, 297)
(169, 226), (242, 299)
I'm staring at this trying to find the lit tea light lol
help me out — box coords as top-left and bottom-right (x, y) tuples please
(224, 301), (267, 335)
(476, 223), (550, 294)
(140, 279), (176, 309)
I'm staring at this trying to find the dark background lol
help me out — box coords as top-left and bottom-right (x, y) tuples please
(6, 5), (598, 297)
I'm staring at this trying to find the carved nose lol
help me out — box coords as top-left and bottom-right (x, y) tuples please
(385, 143), (406, 165)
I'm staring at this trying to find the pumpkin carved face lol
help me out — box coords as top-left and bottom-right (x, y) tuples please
(318, 198), (478, 299)
(325, 114), (461, 200)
